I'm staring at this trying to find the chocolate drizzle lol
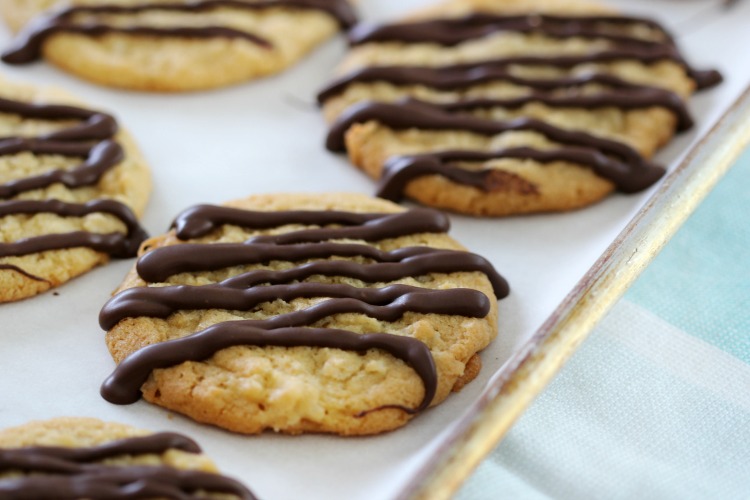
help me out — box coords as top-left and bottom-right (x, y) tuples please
(247, 208), (451, 245)
(348, 13), (676, 47)
(320, 12), (721, 201)
(101, 204), (508, 415)
(100, 283), (492, 330)
(0, 200), (148, 259)
(0, 96), (118, 141)
(378, 147), (665, 200)
(326, 99), (668, 193)
(0, 140), (124, 199)
(490, 50), (723, 90)
(0, 433), (256, 499)
(0, 263), (48, 283)
(2, 433), (202, 464)
(317, 69), (693, 131)
(429, 92), (693, 131)
(172, 204), (417, 239)
(345, 13), (721, 90)
(102, 324), (437, 414)
(2, 0), (357, 65)
(0, 95), (148, 283)
(6, 26), (272, 66)
(135, 243), (507, 295)
(329, 99), (657, 169)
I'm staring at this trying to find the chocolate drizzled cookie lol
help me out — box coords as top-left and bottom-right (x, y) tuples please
(0, 417), (256, 499)
(1, 0), (357, 91)
(100, 193), (507, 435)
(0, 77), (150, 303)
(319, 0), (721, 216)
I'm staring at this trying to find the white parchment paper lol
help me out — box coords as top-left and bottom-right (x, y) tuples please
(0, 1), (748, 499)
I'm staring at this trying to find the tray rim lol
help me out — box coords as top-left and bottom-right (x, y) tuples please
(398, 82), (750, 500)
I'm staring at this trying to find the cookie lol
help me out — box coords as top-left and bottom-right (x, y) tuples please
(318, 0), (721, 216)
(0, 417), (256, 499)
(99, 193), (509, 435)
(1, 0), (357, 92)
(0, 76), (151, 302)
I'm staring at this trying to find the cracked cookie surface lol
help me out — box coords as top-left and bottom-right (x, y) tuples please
(319, 0), (720, 216)
(0, 76), (150, 302)
(100, 193), (508, 435)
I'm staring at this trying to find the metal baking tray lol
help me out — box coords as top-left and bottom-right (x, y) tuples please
(0, 1), (748, 499)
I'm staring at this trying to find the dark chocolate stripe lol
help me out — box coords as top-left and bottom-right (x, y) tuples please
(171, 205), (450, 242)
(378, 147), (665, 197)
(103, 205), (506, 417)
(174, 204), (392, 239)
(5, 25), (272, 67)
(317, 68), (693, 131)
(0, 433), (200, 468)
(443, 50), (721, 90)
(136, 243), (508, 297)
(327, 49), (721, 93)
(0, 432), (255, 499)
(0, 97), (117, 142)
(50, 0), (357, 28)
(0, 199), (148, 258)
(0, 139), (124, 199)
(0, 263), (48, 283)
(2, 0), (357, 64)
(0, 468), (256, 500)
(0, 97), (146, 279)
(345, 13), (720, 89)
(139, 242), (428, 281)
(0, 464), (254, 500)
(0, 231), (139, 259)
(99, 283), (491, 330)
(431, 92), (693, 131)
(101, 324), (437, 414)
(150, 205), (505, 295)
(327, 100), (667, 193)
(218, 249), (506, 295)
(327, 99), (652, 166)
(203, 290), (483, 332)
(319, 66), (669, 101)
(248, 208), (451, 245)
(349, 13), (673, 47)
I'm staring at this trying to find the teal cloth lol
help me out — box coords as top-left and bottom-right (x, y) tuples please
(628, 152), (750, 362)
(456, 149), (750, 499)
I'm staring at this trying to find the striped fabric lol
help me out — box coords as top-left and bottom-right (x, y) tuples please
(457, 149), (750, 499)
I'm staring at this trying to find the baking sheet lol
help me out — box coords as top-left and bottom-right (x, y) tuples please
(0, 1), (748, 499)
